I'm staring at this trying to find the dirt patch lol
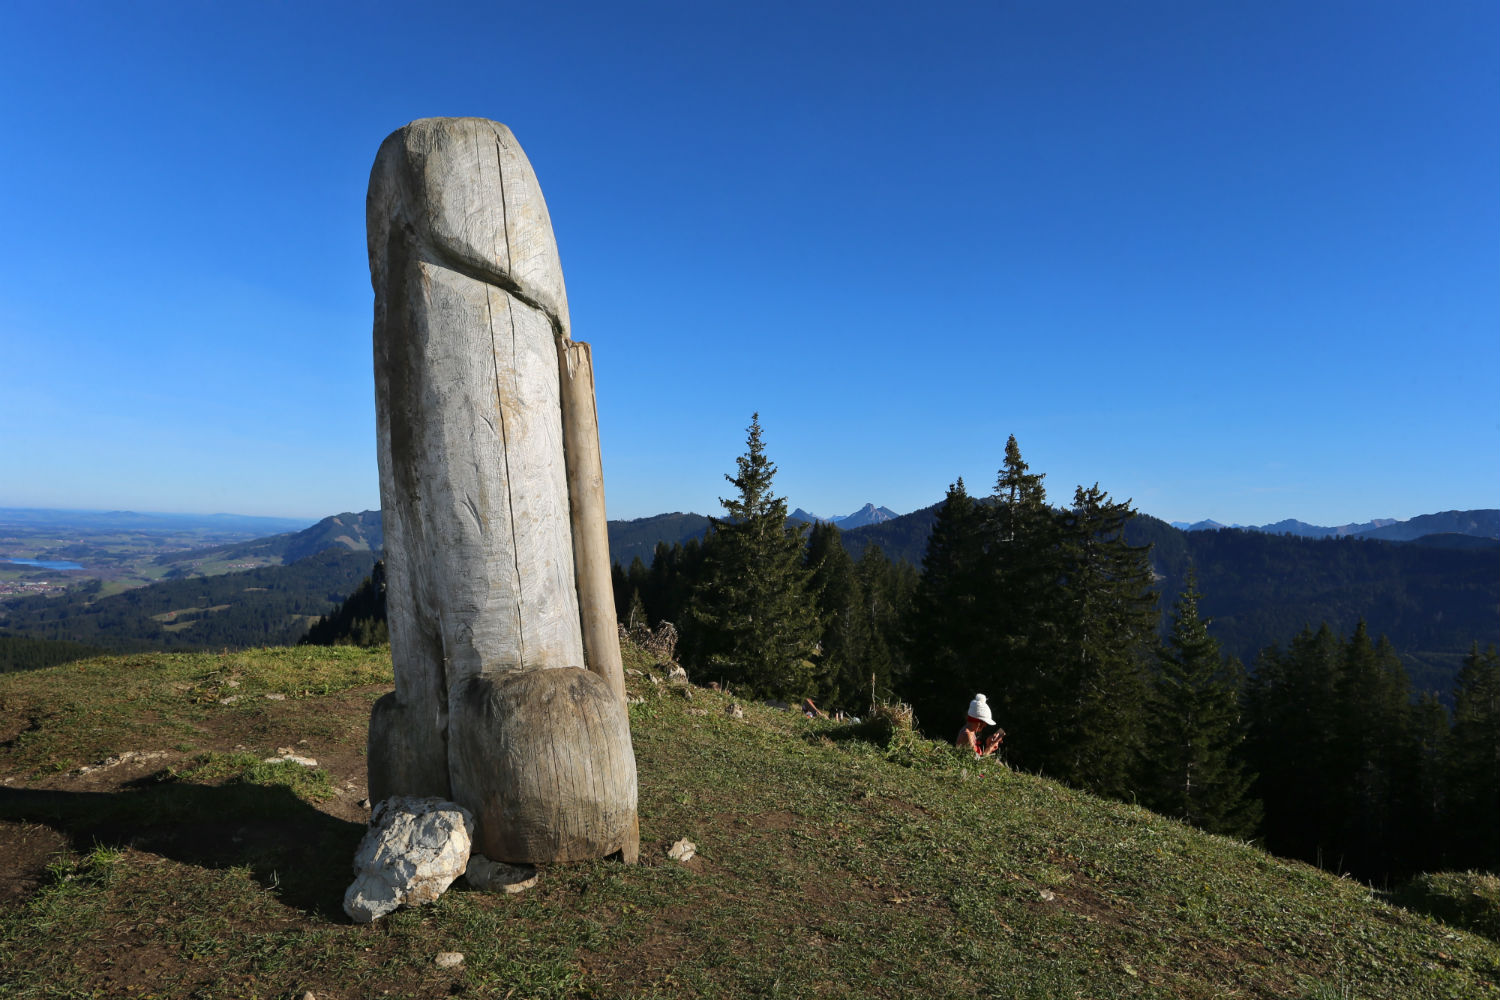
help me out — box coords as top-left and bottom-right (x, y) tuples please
(0, 820), (68, 903)
(749, 809), (798, 830)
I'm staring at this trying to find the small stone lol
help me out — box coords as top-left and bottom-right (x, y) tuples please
(264, 754), (318, 767)
(726, 703), (744, 719)
(1039, 888), (1056, 902)
(667, 838), (696, 862)
(264, 693), (286, 701)
(465, 854), (539, 894)
(625, 668), (643, 677)
(218, 695), (241, 705)
(435, 951), (464, 969)
(667, 665), (688, 684)
(686, 708), (707, 716)
(648, 674), (662, 687)
(300, 992), (316, 1000)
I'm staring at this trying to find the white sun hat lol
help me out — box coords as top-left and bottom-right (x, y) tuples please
(967, 693), (996, 726)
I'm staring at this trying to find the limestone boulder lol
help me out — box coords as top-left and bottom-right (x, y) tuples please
(343, 796), (474, 923)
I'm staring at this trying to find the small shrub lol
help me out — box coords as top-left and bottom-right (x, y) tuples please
(1391, 871), (1500, 943)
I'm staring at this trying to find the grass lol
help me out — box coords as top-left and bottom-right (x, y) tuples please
(1, 642), (1496, 998)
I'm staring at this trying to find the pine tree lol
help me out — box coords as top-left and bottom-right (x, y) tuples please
(1245, 623), (1345, 865)
(1402, 691), (1450, 872)
(1046, 483), (1158, 797)
(1447, 643), (1500, 871)
(1143, 570), (1260, 837)
(980, 437), (1064, 765)
(805, 521), (866, 705)
(1330, 622), (1413, 876)
(686, 414), (821, 699)
(905, 478), (988, 732)
(854, 543), (915, 707)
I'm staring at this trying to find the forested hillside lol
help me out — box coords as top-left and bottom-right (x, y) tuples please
(154, 511), (383, 570)
(0, 549), (375, 657)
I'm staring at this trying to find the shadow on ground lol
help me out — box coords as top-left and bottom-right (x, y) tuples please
(0, 778), (364, 919)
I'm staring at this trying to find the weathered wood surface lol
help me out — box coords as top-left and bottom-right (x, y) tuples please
(561, 341), (626, 702)
(450, 668), (638, 863)
(366, 117), (636, 863)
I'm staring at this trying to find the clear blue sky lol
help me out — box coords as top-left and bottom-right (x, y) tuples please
(2, 1), (1495, 528)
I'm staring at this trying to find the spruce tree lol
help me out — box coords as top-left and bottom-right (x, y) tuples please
(1331, 622), (1413, 876)
(1143, 570), (1260, 837)
(905, 478), (988, 733)
(687, 414), (820, 699)
(980, 437), (1064, 765)
(806, 520), (879, 709)
(1403, 691), (1450, 872)
(1447, 643), (1500, 871)
(1046, 483), (1158, 797)
(854, 542), (914, 707)
(1246, 623), (1347, 868)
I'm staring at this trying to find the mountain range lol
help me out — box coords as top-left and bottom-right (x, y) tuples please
(1169, 509), (1499, 541)
(4, 504), (1496, 696)
(788, 503), (901, 530)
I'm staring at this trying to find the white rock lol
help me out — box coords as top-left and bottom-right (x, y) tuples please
(264, 693), (286, 701)
(343, 796), (474, 923)
(435, 952), (465, 969)
(465, 854), (539, 894)
(667, 838), (697, 862)
(667, 665), (688, 684)
(264, 754), (318, 767)
(726, 703), (744, 719)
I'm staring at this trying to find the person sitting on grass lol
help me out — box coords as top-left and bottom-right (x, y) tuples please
(955, 693), (1004, 758)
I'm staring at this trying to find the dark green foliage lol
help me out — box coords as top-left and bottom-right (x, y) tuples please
(1243, 621), (1462, 879)
(904, 438), (1158, 800)
(606, 511), (712, 567)
(978, 440), (1071, 775)
(853, 543), (917, 705)
(854, 508), (1495, 701)
(1330, 624), (1414, 876)
(1045, 484), (1158, 797)
(800, 525), (914, 712)
(0, 633), (104, 673)
(1142, 571), (1260, 837)
(1402, 691), (1451, 869)
(1447, 644), (1500, 871)
(300, 560), (389, 647)
(0, 550), (376, 652)
(1129, 518), (1500, 698)
(805, 521), (864, 705)
(904, 479), (988, 732)
(686, 414), (821, 699)
(1245, 624), (1348, 867)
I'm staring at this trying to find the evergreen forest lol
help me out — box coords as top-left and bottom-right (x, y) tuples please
(605, 419), (1500, 883)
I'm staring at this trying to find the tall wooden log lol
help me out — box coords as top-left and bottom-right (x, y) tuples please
(366, 117), (636, 863)
(560, 341), (626, 703)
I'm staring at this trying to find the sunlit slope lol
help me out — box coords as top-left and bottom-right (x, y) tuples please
(0, 643), (1494, 999)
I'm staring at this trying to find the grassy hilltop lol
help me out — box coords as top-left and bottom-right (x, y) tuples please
(0, 644), (1496, 999)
